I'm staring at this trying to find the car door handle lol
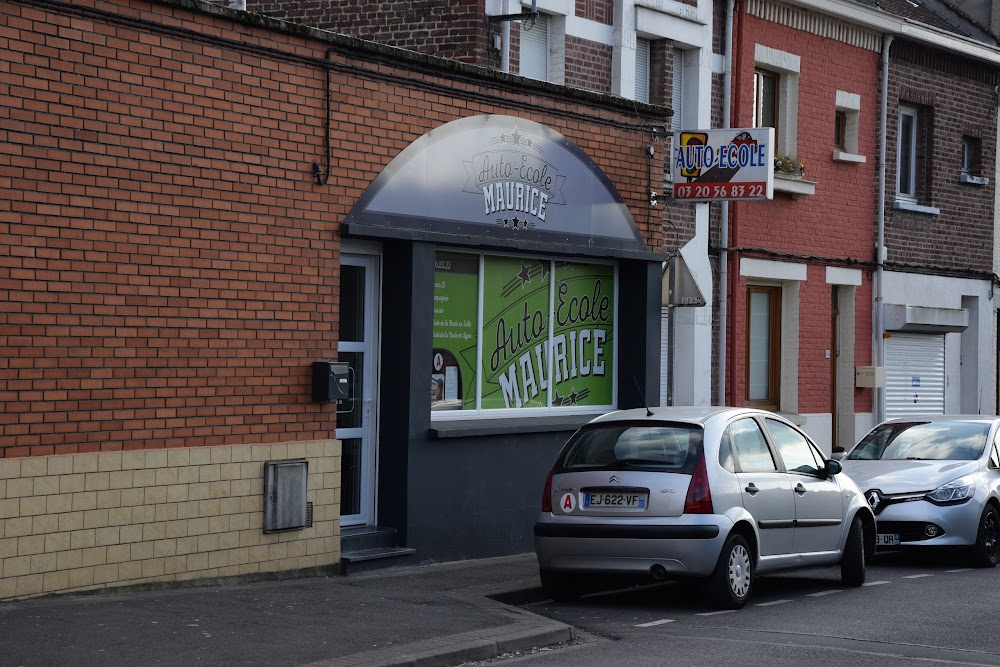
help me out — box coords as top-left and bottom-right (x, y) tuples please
(794, 483), (806, 495)
(744, 483), (759, 495)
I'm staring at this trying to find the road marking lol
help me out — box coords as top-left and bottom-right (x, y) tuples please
(806, 589), (843, 597)
(946, 568), (972, 573)
(635, 619), (674, 627)
(902, 573), (933, 579)
(755, 599), (792, 607)
(695, 610), (737, 616)
(862, 580), (890, 586)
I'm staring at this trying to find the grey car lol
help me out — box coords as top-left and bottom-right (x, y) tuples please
(534, 407), (876, 609)
(838, 415), (1000, 567)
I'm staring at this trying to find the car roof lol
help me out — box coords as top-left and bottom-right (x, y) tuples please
(588, 406), (769, 426)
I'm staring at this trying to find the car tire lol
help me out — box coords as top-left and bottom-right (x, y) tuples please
(840, 515), (866, 587)
(971, 505), (1000, 568)
(539, 571), (581, 602)
(709, 533), (753, 609)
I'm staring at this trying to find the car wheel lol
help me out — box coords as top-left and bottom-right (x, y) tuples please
(840, 515), (866, 587)
(709, 533), (752, 609)
(972, 505), (1000, 568)
(539, 570), (581, 601)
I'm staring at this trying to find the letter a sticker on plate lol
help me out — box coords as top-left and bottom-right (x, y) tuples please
(561, 493), (575, 512)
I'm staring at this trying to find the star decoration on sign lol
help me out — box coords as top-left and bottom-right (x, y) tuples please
(511, 217), (521, 230)
(517, 262), (532, 286)
(568, 390), (580, 405)
(511, 126), (522, 146)
(536, 260), (550, 280)
(552, 390), (565, 406)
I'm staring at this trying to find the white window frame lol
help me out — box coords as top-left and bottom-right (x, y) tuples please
(833, 90), (865, 164)
(754, 44), (800, 160)
(897, 104), (919, 200)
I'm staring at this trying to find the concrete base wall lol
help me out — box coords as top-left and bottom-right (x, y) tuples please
(0, 440), (340, 601)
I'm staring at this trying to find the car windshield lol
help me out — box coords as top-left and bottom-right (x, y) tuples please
(557, 422), (703, 473)
(847, 421), (990, 461)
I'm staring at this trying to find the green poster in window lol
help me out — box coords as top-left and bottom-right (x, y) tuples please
(481, 255), (551, 409)
(551, 262), (615, 407)
(432, 252), (479, 410)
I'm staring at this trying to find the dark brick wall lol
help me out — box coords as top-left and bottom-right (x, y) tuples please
(884, 40), (999, 274)
(575, 0), (613, 24)
(247, 0), (498, 67)
(565, 35), (612, 93)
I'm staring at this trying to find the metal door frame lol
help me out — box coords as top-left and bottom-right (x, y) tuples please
(338, 246), (382, 528)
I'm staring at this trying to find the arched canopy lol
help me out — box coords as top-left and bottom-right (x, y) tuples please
(344, 115), (657, 259)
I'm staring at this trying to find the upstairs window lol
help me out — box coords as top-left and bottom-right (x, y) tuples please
(897, 103), (932, 202)
(519, 13), (550, 82)
(962, 136), (983, 179)
(635, 38), (650, 103)
(753, 45), (800, 160)
(834, 110), (847, 151)
(753, 69), (779, 131)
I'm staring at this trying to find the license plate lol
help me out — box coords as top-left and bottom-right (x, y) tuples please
(876, 533), (900, 546)
(583, 492), (647, 509)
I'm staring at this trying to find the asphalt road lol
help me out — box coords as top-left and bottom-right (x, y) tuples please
(496, 549), (1000, 666)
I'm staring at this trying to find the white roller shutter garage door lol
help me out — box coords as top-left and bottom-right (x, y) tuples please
(885, 332), (945, 418)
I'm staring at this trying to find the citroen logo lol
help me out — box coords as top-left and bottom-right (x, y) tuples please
(866, 490), (881, 509)
(608, 474), (620, 484)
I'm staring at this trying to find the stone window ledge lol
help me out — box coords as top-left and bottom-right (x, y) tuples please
(774, 173), (817, 198)
(892, 199), (941, 215)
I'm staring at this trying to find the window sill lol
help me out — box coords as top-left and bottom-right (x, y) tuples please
(429, 413), (598, 439)
(773, 173), (817, 198)
(892, 199), (941, 215)
(832, 150), (866, 164)
(960, 173), (990, 186)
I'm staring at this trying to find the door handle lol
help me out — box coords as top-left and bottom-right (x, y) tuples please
(744, 483), (759, 495)
(794, 483), (806, 495)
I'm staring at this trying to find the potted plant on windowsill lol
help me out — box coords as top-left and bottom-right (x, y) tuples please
(773, 155), (816, 198)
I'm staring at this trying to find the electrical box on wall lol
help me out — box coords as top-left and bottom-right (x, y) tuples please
(855, 366), (886, 388)
(263, 459), (308, 533)
(312, 360), (350, 402)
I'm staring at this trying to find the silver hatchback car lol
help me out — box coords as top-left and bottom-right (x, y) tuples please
(838, 415), (1000, 567)
(535, 407), (875, 608)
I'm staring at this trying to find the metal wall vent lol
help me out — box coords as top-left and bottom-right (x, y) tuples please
(263, 459), (309, 533)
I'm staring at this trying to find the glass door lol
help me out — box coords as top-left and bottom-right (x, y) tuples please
(338, 253), (379, 527)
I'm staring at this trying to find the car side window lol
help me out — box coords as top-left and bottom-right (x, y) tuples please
(719, 428), (737, 473)
(765, 418), (823, 475)
(991, 442), (1000, 469)
(728, 418), (777, 472)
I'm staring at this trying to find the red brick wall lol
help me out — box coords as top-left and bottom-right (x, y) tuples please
(575, 0), (613, 24)
(884, 40), (998, 273)
(727, 13), (877, 414)
(0, 0), (665, 458)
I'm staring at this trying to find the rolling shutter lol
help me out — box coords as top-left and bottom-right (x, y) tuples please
(659, 306), (670, 406)
(635, 38), (650, 103)
(519, 14), (549, 82)
(671, 48), (683, 131)
(885, 332), (945, 418)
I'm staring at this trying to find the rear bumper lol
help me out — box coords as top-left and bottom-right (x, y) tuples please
(534, 516), (731, 578)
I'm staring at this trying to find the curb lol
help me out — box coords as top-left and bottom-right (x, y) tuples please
(380, 623), (576, 667)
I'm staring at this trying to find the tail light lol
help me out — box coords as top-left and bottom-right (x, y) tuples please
(683, 454), (714, 514)
(541, 464), (555, 512)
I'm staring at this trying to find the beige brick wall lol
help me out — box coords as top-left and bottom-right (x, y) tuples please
(0, 440), (341, 601)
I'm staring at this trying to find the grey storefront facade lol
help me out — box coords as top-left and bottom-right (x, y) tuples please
(341, 115), (667, 563)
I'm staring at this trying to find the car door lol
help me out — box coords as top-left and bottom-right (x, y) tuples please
(727, 417), (795, 556)
(764, 418), (843, 554)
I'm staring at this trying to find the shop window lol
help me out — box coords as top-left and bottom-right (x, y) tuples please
(746, 285), (781, 410)
(432, 250), (616, 417)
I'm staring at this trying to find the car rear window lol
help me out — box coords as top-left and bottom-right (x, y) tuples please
(556, 421), (704, 473)
(847, 421), (990, 461)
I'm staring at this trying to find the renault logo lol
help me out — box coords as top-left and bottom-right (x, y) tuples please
(608, 474), (620, 483)
(866, 490), (881, 509)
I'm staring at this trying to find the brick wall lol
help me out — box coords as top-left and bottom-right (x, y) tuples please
(884, 40), (999, 273)
(575, 0), (613, 24)
(0, 0), (664, 597)
(247, 0), (495, 67)
(727, 13), (877, 414)
(565, 35), (612, 94)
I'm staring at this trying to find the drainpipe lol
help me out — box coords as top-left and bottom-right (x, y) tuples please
(876, 33), (893, 424)
(718, 0), (735, 407)
(501, 0), (511, 73)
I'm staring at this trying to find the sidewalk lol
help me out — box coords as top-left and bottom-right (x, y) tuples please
(0, 553), (573, 667)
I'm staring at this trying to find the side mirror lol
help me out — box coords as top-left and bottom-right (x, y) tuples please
(825, 459), (842, 476)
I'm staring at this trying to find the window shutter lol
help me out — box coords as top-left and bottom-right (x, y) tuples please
(519, 14), (549, 82)
(671, 48), (684, 131)
(635, 38), (650, 103)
